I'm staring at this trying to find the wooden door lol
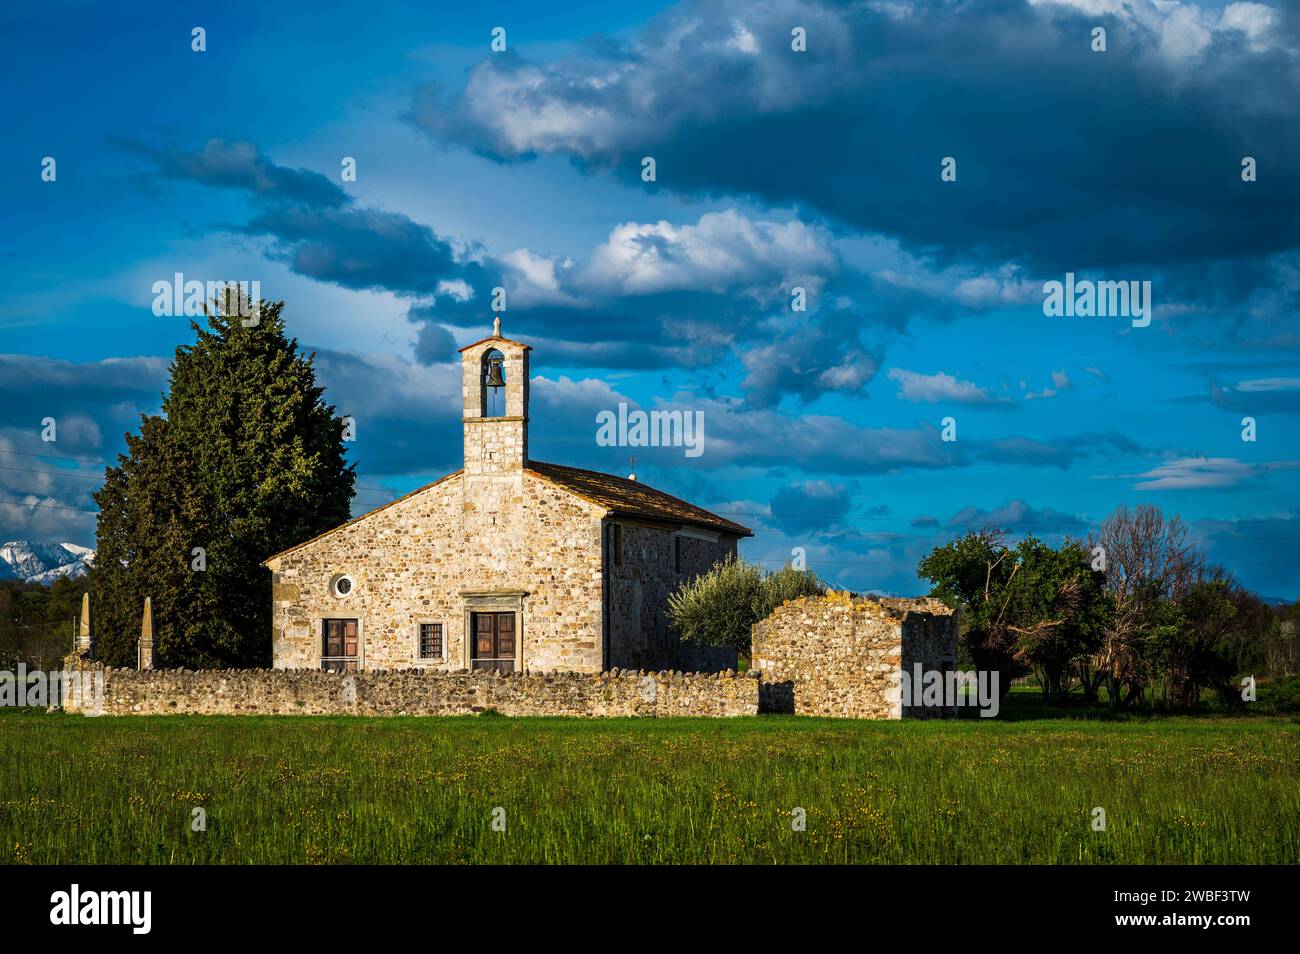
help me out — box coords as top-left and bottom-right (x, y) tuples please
(475, 613), (496, 660)
(471, 612), (516, 673)
(495, 613), (515, 661)
(322, 619), (359, 671)
(342, 620), (358, 660)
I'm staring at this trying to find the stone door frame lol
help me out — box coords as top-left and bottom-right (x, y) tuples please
(460, 590), (527, 672)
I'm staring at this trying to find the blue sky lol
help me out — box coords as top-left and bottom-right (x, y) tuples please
(2, 0), (1298, 598)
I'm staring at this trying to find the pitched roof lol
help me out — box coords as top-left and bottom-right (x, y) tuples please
(527, 460), (751, 537)
(457, 334), (531, 353)
(263, 460), (750, 566)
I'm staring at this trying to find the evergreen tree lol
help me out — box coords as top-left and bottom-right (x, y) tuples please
(92, 295), (354, 668)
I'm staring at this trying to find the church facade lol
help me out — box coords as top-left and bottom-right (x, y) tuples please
(263, 320), (749, 674)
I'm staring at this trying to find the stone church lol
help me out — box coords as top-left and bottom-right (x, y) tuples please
(264, 319), (749, 675)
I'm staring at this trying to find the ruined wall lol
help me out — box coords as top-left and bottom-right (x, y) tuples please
(605, 521), (739, 672)
(899, 604), (959, 719)
(60, 659), (759, 718)
(267, 470), (606, 673)
(750, 592), (956, 719)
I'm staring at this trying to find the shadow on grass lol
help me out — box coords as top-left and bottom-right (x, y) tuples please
(973, 686), (1267, 723)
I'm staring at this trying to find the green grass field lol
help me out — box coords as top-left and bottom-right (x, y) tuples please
(2, 695), (1297, 864)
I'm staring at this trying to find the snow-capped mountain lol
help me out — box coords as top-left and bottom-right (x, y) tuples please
(0, 541), (95, 584)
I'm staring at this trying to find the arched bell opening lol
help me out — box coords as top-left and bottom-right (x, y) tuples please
(481, 348), (506, 417)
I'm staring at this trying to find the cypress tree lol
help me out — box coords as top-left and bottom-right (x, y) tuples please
(92, 295), (354, 667)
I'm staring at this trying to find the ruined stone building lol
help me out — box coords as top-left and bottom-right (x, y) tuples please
(263, 319), (749, 675)
(751, 592), (957, 717)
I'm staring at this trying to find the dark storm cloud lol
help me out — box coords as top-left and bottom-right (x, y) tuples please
(944, 499), (1090, 535)
(113, 138), (348, 209)
(1195, 512), (1300, 600)
(121, 136), (891, 404)
(769, 480), (856, 534)
(0, 354), (170, 544)
(121, 138), (480, 297)
(413, 0), (1300, 273)
(242, 204), (483, 297)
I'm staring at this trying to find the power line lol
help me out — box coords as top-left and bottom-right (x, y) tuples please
(0, 449), (117, 467)
(0, 500), (98, 516)
(0, 619), (76, 633)
(0, 464), (103, 482)
(751, 556), (1300, 568)
(0, 451), (402, 496)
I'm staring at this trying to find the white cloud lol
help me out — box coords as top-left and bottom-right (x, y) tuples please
(530, 374), (628, 413)
(1132, 456), (1254, 490)
(951, 266), (1039, 307)
(887, 368), (1011, 406)
(1233, 376), (1300, 392)
(436, 279), (472, 301)
(1159, 4), (1214, 63)
(461, 60), (633, 157)
(498, 248), (581, 307)
(580, 210), (836, 296)
(1220, 2), (1281, 51)
(727, 20), (760, 54)
(1025, 369), (1072, 400)
(1029, 0), (1290, 66)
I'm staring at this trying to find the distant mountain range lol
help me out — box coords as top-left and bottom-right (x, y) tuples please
(0, 541), (95, 585)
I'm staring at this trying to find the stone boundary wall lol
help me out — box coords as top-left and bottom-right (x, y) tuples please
(60, 657), (758, 718)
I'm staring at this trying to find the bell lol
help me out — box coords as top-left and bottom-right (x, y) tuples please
(485, 354), (506, 388)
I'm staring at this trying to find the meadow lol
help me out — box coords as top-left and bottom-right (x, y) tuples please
(1, 695), (1296, 864)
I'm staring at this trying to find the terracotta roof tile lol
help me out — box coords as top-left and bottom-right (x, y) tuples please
(527, 460), (751, 536)
(457, 334), (531, 353)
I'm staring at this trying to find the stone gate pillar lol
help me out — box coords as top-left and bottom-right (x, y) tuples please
(138, 597), (155, 670)
(77, 592), (94, 659)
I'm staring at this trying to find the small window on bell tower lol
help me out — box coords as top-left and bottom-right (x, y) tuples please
(482, 349), (506, 417)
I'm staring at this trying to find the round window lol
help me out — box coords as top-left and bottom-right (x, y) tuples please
(332, 575), (354, 598)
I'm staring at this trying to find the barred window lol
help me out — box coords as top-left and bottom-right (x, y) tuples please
(419, 622), (443, 660)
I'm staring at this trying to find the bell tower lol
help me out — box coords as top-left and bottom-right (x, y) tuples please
(460, 316), (530, 475)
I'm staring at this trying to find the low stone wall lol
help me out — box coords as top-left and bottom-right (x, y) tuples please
(60, 657), (758, 718)
(750, 592), (956, 719)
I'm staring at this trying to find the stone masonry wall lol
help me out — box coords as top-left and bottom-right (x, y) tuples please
(606, 521), (739, 672)
(60, 659), (759, 718)
(267, 470), (606, 673)
(750, 592), (956, 718)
